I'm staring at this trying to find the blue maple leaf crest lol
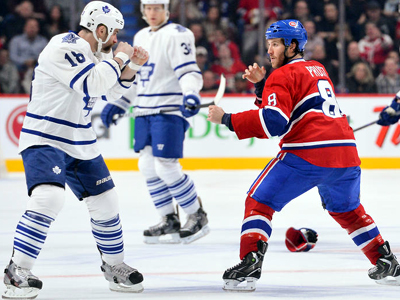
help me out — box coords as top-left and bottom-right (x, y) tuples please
(103, 6), (111, 14)
(175, 25), (186, 32)
(62, 33), (80, 44)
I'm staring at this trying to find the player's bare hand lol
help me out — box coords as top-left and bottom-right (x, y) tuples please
(207, 105), (225, 124)
(130, 46), (149, 66)
(243, 63), (266, 83)
(114, 41), (134, 58)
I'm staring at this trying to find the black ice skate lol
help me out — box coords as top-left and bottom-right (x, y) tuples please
(2, 260), (42, 299)
(368, 241), (400, 286)
(143, 213), (181, 244)
(179, 204), (209, 244)
(101, 260), (144, 293)
(223, 240), (268, 292)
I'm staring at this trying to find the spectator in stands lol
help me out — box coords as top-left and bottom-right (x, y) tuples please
(306, 0), (338, 23)
(201, 70), (220, 94)
(170, 0), (204, 23)
(346, 61), (377, 93)
(202, 5), (226, 43)
(310, 43), (338, 86)
(8, 18), (48, 72)
(283, 0), (313, 24)
(376, 57), (400, 93)
(303, 20), (324, 60)
(44, 4), (68, 39)
(196, 46), (210, 72)
(346, 0), (369, 41)
(211, 28), (241, 61)
(363, 0), (396, 40)
(345, 41), (364, 74)
(233, 72), (253, 94)
(383, 0), (400, 18)
(358, 21), (393, 76)
(0, 0), (45, 47)
(211, 43), (247, 91)
(189, 22), (214, 63)
(316, 2), (339, 60)
(236, 0), (283, 65)
(387, 50), (400, 69)
(0, 49), (20, 94)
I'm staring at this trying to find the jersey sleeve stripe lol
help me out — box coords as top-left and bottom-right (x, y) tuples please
(279, 108), (321, 138)
(173, 61), (196, 71)
(137, 92), (183, 97)
(178, 70), (202, 80)
(103, 60), (120, 78)
(117, 78), (131, 89)
(21, 128), (96, 145)
(134, 104), (180, 109)
(258, 109), (272, 138)
(292, 92), (320, 115)
(69, 63), (95, 89)
(25, 112), (92, 128)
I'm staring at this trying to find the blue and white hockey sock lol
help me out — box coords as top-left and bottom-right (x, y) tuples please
(147, 177), (175, 216)
(91, 214), (124, 266)
(168, 174), (200, 215)
(12, 210), (53, 269)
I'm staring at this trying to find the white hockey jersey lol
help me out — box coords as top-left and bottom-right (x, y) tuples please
(124, 22), (203, 116)
(19, 32), (131, 160)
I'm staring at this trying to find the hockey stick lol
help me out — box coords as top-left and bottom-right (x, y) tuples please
(353, 111), (400, 132)
(116, 74), (226, 118)
(352, 120), (378, 132)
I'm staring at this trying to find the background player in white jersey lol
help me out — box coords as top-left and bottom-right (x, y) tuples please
(101, 0), (209, 244)
(2, 1), (149, 298)
(208, 19), (400, 291)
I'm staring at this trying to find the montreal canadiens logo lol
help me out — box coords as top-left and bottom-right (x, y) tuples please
(6, 104), (27, 146)
(289, 21), (297, 27)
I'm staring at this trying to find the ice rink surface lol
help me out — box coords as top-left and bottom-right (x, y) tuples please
(0, 169), (399, 300)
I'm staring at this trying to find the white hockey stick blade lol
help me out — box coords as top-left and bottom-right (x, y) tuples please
(214, 73), (226, 105)
(196, 74), (226, 108)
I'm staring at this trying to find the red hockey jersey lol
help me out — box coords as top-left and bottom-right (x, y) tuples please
(231, 58), (361, 168)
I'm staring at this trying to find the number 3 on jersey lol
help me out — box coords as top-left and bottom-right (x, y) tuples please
(318, 80), (343, 118)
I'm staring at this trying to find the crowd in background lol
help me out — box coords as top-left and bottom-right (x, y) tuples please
(1, 0), (400, 95)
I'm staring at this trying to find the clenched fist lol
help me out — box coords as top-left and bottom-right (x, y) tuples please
(130, 46), (149, 68)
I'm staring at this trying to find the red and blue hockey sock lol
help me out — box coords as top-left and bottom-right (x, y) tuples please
(329, 204), (384, 264)
(240, 196), (275, 259)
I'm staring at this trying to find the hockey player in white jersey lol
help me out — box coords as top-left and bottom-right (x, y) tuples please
(101, 0), (209, 244)
(2, 1), (149, 299)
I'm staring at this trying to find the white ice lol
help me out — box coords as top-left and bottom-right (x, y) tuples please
(1, 169), (399, 300)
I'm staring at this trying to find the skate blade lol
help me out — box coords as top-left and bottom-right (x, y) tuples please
(181, 225), (210, 244)
(144, 233), (181, 244)
(2, 285), (40, 299)
(374, 276), (400, 286)
(109, 282), (144, 293)
(222, 278), (257, 292)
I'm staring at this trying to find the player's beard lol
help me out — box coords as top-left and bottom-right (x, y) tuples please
(102, 44), (113, 53)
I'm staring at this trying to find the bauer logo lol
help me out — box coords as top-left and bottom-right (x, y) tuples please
(6, 104), (27, 146)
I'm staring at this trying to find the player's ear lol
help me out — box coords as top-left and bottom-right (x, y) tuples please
(289, 41), (297, 52)
(97, 25), (107, 39)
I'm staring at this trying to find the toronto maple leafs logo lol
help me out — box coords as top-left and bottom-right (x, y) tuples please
(175, 25), (186, 32)
(52, 166), (61, 175)
(103, 6), (111, 14)
(139, 60), (155, 87)
(62, 33), (80, 44)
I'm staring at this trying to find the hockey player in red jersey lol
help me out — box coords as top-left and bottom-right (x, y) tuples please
(208, 19), (400, 292)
